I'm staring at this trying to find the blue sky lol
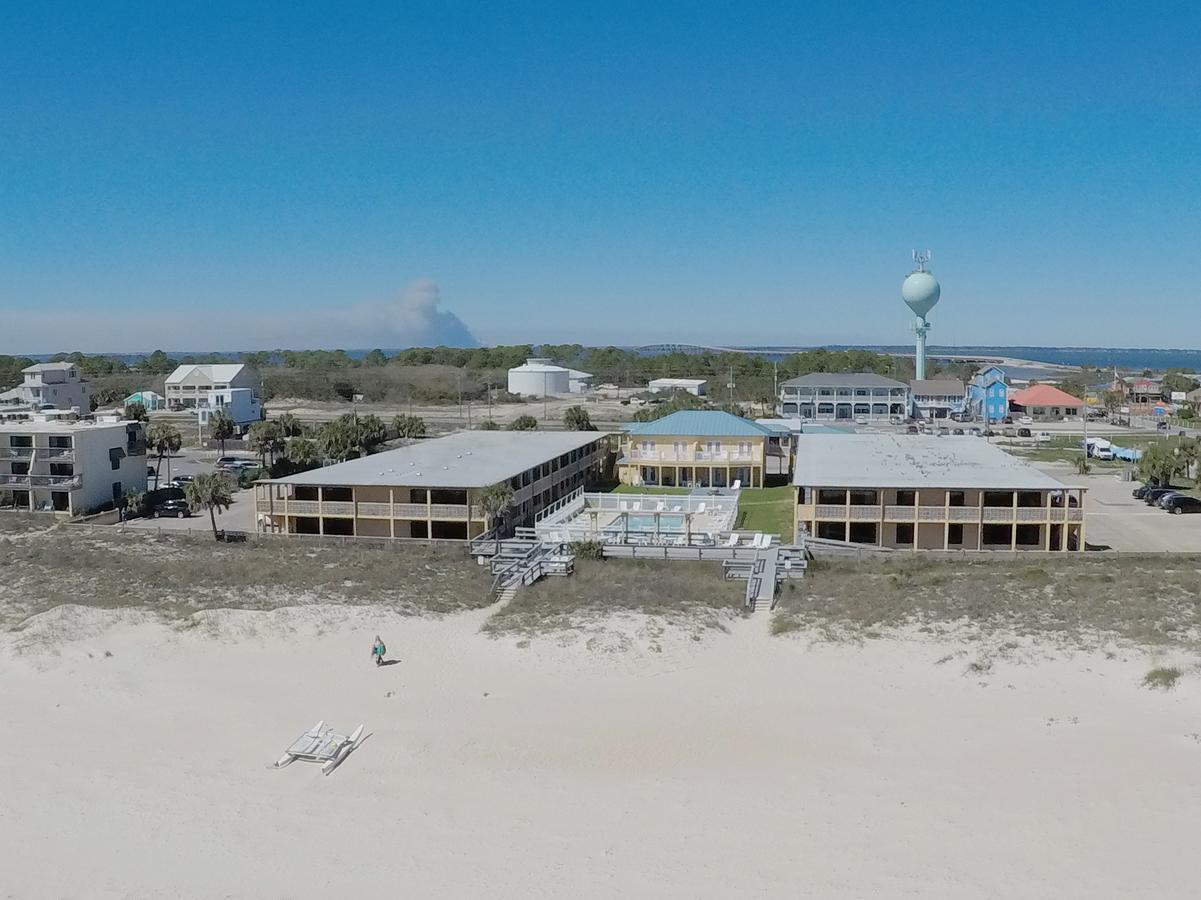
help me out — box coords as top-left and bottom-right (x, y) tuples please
(2, 1), (1200, 353)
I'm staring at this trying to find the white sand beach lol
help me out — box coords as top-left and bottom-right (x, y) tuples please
(3, 606), (1200, 899)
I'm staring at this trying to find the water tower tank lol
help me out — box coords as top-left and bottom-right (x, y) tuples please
(902, 271), (941, 319)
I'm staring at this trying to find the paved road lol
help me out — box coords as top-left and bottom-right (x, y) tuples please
(145, 450), (257, 489)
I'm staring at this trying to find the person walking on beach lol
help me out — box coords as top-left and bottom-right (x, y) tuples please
(371, 635), (386, 667)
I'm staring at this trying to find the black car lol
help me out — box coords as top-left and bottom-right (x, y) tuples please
(952, 428), (965, 435)
(1017, 427), (1032, 437)
(1164, 495), (1201, 514)
(1132, 485), (1150, 499)
(1143, 487), (1179, 506)
(171, 474), (195, 487)
(152, 498), (191, 519)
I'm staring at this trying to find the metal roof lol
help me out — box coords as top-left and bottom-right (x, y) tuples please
(792, 433), (1077, 491)
(165, 364), (248, 384)
(262, 430), (606, 488)
(781, 373), (909, 389)
(625, 410), (774, 437)
(22, 362), (77, 373)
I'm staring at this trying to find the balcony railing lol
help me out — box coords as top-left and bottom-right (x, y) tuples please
(628, 448), (762, 463)
(3, 448), (34, 460)
(0, 474), (82, 489)
(356, 501), (392, 517)
(44, 448), (75, 461)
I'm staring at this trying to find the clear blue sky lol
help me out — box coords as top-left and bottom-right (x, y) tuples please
(2, 1), (1199, 353)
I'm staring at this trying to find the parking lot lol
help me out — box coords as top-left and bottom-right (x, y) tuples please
(1036, 461), (1201, 551)
(132, 450), (260, 535)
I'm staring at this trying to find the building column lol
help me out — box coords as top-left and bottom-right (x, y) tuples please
(1044, 492), (1053, 551)
(426, 489), (432, 542)
(943, 489), (950, 550)
(977, 490), (984, 550)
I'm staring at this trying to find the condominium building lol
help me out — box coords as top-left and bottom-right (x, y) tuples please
(793, 433), (1085, 551)
(909, 379), (966, 421)
(255, 431), (607, 540)
(165, 364), (259, 409)
(778, 373), (909, 422)
(618, 410), (775, 489)
(0, 416), (148, 515)
(0, 362), (91, 411)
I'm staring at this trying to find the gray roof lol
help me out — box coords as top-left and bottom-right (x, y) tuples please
(264, 430), (606, 488)
(910, 379), (966, 396)
(792, 433), (1077, 491)
(781, 373), (909, 389)
(22, 362), (76, 372)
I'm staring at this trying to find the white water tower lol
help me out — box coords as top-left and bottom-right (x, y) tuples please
(902, 250), (941, 380)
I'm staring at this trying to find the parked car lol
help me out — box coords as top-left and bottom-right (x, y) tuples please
(1143, 487), (1180, 506)
(1092, 447), (1114, 461)
(983, 428), (997, 437)
(152, 498), (191, 519)
(1132, 485), (1150, 499)
(1002, 427), (1017, 437)
(1156, 491), (1185, 509)
(1019, 415), (1034, 425)
(968, 427), (982, 437)
(171, 474), (195, 487)
(215, 456), (244, 469)
(906, 425), (919, 434)
(1017, 427), (1032, 438)
(1163, 495), (1201, 514)
(854, 416), (868, 425)
(147, 465), (156, 477)
(952, 428), (965, 435)
(1003, 416), (1014, 424)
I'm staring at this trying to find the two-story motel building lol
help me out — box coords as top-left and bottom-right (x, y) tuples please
(255, 430), (607, 540)
(618, 410), (776, 489)
(778, 373), (910, 422)
(793, 433), (1085, 551)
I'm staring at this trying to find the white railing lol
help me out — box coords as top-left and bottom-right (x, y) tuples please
(847, 505), (880, 520)
(356, 501), (392, 517)
(287, 500), (320, 515)
(429, 503), (470, 519)
(814, 504), (846, 518)
(321, 501), (355, 516)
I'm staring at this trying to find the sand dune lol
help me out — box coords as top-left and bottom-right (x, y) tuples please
(2, 605), (1199, 898)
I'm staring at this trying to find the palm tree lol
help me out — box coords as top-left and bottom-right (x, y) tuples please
(508, 414), (538, 431)
(123, 401), (148, 422)
(316, 418), (355, 462)
(146, 422), (182, 488)
(478, 481), (514, 532)
(356, 414), (388, 456)
(286, 436), (320, 470)
(247, 420), (284, 469)
(275, 413), (301, 437)
(209, 408), (236, 455)
(563, 406), (595, 431)
(392, 414), (427, 439)
(185, 472), (233, 540)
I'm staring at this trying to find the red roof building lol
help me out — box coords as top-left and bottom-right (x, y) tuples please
(1009, 385), (1085, 421)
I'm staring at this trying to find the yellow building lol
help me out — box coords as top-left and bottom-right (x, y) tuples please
(255, 431), (606, 540)
(618, 410), (776, 489)
(793, 433), (1085, 551)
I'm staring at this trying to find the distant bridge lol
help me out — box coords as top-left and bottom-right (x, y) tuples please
(633, 344), (1044, 367)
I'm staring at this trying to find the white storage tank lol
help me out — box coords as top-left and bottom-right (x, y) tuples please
(508, 358), (570, 396)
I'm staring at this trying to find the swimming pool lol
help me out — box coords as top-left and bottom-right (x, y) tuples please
(625, 513), (686, 533)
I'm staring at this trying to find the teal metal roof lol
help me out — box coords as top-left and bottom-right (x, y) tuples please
(625, 410), (774, 437)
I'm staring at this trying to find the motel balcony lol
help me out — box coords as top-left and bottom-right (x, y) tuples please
(255, 496), (483, 520)
(801, 502), (1083, 524)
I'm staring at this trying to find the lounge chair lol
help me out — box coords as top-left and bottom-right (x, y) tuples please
(724, 533), (739, 547)
(696, 502), (706, 514)
(655, 501), (666, 512)
(731, 479), (742, 491)
(672, 504), (682, 512)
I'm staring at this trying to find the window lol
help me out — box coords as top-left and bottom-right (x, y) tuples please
(817, 403), (834, 415)
(948, 491), (965, 507)
(849, 523), (877, 544)
(817, 488), (845, 505)
(895, 523), (914, 544)
(896, 490), (916, 506)
(948, 524), (964, 545)
(848, 490), (878, 505)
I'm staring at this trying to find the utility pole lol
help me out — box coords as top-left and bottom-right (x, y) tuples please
(728, 365), (734, 407)
(773, 361), (778, 414)
(487, 382), (493, 423)
(543, 372), (549, 422)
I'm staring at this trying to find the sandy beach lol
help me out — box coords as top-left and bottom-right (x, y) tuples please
(3, 602), (1200, 899)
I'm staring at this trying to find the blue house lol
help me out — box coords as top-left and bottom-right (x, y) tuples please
(967, 366), (1009, 423)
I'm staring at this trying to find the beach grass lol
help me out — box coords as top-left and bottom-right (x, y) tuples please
(483, 557), (746, 636)
(0, 528), (491, 630)
(772, 554), (1201, 649)
(1142, 666), (1184, 690)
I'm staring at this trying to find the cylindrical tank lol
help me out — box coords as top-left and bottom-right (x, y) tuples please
(507, 358), (570, 396)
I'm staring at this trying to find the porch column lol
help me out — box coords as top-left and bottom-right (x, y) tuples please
(977, 490), (984, 550)
(1044, 492), (1053, 551)
(943, 489), (950, 550)
(1010, 492), (1018, 551)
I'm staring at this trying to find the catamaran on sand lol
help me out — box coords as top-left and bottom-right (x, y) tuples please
(273, 721), (366, 776)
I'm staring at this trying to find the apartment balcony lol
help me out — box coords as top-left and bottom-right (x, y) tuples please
(3, 447), (34, 460)
(0, 473), (82, 489)
(44, 448), (75, 462)
(627, 448), (763, 464)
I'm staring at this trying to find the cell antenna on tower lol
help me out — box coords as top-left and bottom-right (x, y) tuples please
(912, 249), (931, 272)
